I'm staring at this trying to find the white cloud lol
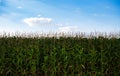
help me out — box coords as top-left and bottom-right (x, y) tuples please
(37, 14), (42, 17)
(58, 26), (80, 33)
(17, 6), (22, 9)
(23, 17), (53, 26)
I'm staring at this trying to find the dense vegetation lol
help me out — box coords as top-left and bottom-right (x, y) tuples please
(0, 32), (120, 76)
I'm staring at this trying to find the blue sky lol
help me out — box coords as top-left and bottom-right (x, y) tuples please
(0, 0), (120, 33)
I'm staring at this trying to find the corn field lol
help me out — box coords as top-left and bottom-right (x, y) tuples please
(0, 32), (120, 76)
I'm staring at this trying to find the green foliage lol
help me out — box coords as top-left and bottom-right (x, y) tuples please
(0, 33), (120, 76)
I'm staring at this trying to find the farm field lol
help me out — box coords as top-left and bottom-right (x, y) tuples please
(0, 32), (120, 76)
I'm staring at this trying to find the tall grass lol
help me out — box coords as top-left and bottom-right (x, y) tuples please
(0, 32), (120, 76)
